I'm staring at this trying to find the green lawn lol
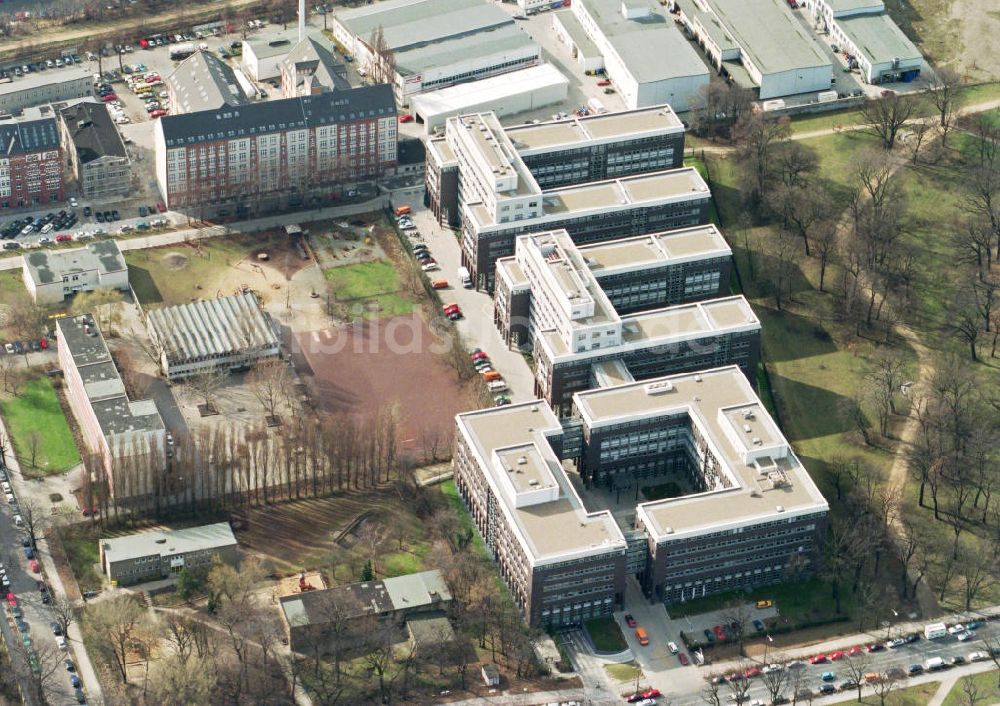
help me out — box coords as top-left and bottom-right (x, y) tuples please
(604, 662), (642, 682)
(641, 482), (684, 501)
(440, 479), (488, 559)
(324, 260), (413, 319)
(830, 681), (940, 706)
(941, 670), (1000, 706)
(0, 377), (79, 475)
(584, 616), (628, 653)
(59, 528), (103, 592)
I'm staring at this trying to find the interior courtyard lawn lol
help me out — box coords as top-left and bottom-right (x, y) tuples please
(584, 616), (628, 652)
(0, 376), (79, 475)
(941, 670), (1000, 706)
(323, 260), (413, 318)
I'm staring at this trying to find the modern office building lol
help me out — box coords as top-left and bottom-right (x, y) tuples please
(166, 50), (249, 115)
(492, 230), (753, 415)
(411, 63), (570, 135)
(59, 101), (131, 199)
(280, 570), (452, 654)
(22, 240), (129, 305)
(153, 85), (396, 216)
(145, 292), (281, 380)
(100, 522), (238, 585)
(427, 105), (686, 228)
(0, 109), (64, 210)
(574, 368), (829, 602)
(57, 314), (166, 495)
(674, 0), (832, 99)
(462, 166), (711, 290)
(568, 0), (710, 110)
(279, 37), (350, 98)
(331, 0), (540, 102)
(0, 67), (94, 114)
(453, 400), (628, 627)
(453, 366), (828, 624)
(801, 0), (922, 84)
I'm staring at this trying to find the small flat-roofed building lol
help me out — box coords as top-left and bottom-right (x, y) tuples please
(454, 366), (827, 619)
(280, 570), (452, 654)
(570, 0), (710, 110)
(57, 314), (166, 495)
(0, 66), (94, 114)
(145, 291), (280, 380)
(279, 37), (350, 98)
(462, 166), (711, 290)
(454, 400), (627, 626)
(427, 105), (686, 227)
(242, 28), (307, 82)
(166, 50), (249, 115)
(411, 63), (569, 134)
(406, 613), (457, 654)
(22, 240), (128, 304)
(331, 0), (540, 102)
(675, 0), (832, 99)
(551, 11), (604, 73)
(100, 523), (238, 585)
(801, 0), (922, 84)
(573, 367), (829, 603)
(58, 101), (131, 199)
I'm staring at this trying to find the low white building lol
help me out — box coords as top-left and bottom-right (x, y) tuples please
(145, 291), (281, 380)
(801, 0), (922, 84)
(570, 0), (710, 111)
(242, 29), (310, 82)
(411, 64), (569, 134)
(675, 0), (832, 99)
(0, 66), (94, 114)
(551, 11), (604, 73)
(22, 240), (129, 305)
(331, 0), (540, 102)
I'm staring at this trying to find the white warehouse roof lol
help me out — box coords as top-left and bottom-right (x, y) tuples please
(412, 63), (569, 124)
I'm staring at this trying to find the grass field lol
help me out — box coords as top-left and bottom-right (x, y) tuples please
(124, 238), (252, 305)
(940, 670), (1000, 706)
(584, 616), (628, 653)
(440, 479), (488, 559)
(830, 681), (940, 706)
(59, 527), (104, 592)
(604, 662), (642, 682)
(323, 260), (413, 319)
(0, 377), (79, 475)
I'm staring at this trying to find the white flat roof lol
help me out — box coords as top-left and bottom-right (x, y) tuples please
(412, 63), (568, 119)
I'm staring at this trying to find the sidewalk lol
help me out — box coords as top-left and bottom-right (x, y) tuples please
(0, 414), (105, 705)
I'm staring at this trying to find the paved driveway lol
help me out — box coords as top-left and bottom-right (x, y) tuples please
(558, 627), (624, 703)
(406, 205), (538, 404)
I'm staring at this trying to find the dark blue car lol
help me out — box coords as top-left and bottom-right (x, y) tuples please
(24, 547), (33, 560)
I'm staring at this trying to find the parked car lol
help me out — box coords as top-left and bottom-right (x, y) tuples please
(398, 113), (414, 123)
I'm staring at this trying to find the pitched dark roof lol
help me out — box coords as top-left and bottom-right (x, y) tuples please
(159, 84), (396, 147)
(167, 50), (248, 113)
(59, 101), (128, 164)
(280, 37), (350, 94)
(0, 115), (60, 157)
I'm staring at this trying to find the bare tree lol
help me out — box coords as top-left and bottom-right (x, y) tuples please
(7, 298), (46, 366)
(0, 355), (22, 396)
(733, 112), (792, 207)
(958, 674), (985, 706)
(689, 81), (756, 140)
(926, 66), (963, 148)
(149, 654), (216, 706)
(18, 498), (48, 548)
(357, 519), (387, 575)
(864, 349), (906, 437)
(871, 670), (898, 706)
(842, 651), (872, 702)
(184, 366), (229, 414)
(366, 25), (396, 88)
(51, 597), (76, 641)
(247, 361), (289, 422)
(83, 594), (150, 683)
(760, 661), (790, 705)
(25, 430), (42, 470)
(861, 93), (916, 150)
(724, 659), (753, 704)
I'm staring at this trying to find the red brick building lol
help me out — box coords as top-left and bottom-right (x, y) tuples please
(153, 85), (396, 218)
(0, 111), (64, 210)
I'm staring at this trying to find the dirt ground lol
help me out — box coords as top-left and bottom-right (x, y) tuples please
(891, 0), (1000, 81)
(292, 315), (471, 446)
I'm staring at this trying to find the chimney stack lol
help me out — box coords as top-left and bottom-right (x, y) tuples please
(298, 0), (306, 42)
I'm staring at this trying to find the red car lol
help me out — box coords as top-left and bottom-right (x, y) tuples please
(829, 650), (845, 661)
(38, 337), (48, 350)
(145, 74), (160, 83)
(597, 79), (611, 86)
(6, 593), (16, 607)
(643, 688), (662, 698)
(470, 351), (489, 361)
(156, 201), (166, 213)
(713, 625), (725, 640)
(29, 560), (39, 573)
(399, 113), (414, 123)
(809, 654), (827, 665)
(101, 93), (118, 102)
(744, 667), (761, 678)
(624, 613), (637, 628)
(443, 303), (459, 314)
(848, 645), (863, 656)
(55, 234), (72, 242)
(150, 109), (167, 118)
(678, 653), (689, 665)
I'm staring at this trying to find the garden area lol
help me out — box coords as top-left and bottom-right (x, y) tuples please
(323, 259), (413, 319)
(584, 616), (628, 653)
(0, 376), (79, 475)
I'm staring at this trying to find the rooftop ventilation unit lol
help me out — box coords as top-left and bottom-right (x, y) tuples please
(644, 380), (674, 394)
(776, 505), (785, 513)
(517, 456), (527, 465)
(743, 424), (752, 433)
(528, 479), (539, 486)
(752, 437), (762, 446)
(742, 408), (754, 419)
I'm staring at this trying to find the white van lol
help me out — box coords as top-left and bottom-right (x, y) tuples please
(487, 380), (508, 393)
(924, 622), (947, 640)
(5, 493), (15, 504)
(13, 515), (23, 528)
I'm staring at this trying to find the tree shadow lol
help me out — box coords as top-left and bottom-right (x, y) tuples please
(756, 307), (839, 363)
(768, 374), (854, 441)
